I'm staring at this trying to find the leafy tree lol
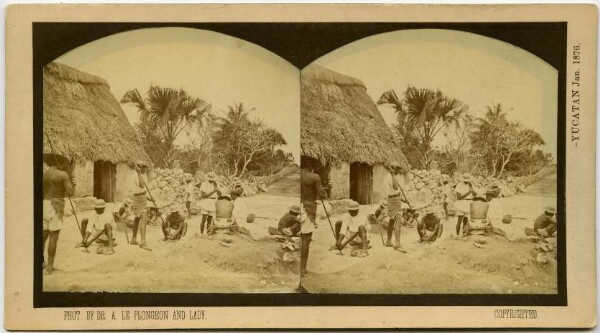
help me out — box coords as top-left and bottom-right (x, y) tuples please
(134, 121), (168, 168)
(121, 85), (211, 168)
(378, 87), (467, 169)
(212, 103), (287, 177)
(470, 103), (545, 177)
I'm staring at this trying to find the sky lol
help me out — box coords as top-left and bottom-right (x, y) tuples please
(56, 27), (300, 161)
(312, 29), (558, 155)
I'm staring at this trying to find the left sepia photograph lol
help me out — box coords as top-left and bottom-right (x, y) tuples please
(41, 27), (301, 293)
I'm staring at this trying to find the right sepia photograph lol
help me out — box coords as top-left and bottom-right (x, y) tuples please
(300, 29), (558, 294)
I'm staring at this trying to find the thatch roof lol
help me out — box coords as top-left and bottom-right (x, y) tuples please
(301, 65), (409, 171)
(43, 62), (150, 165)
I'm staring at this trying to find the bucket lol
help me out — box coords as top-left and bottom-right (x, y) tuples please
(215, 199), (234, 219)
(470, 201), (489, 219)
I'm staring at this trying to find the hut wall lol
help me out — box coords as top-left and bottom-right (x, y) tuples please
(72, 161), (94, 197)
(115, 164), (149, 202)
(329, 163), (350, 200)
(372, 164), (390, 204)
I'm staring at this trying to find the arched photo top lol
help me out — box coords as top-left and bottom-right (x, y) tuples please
(306, 28), (557, 157)
(52, 27), (300, 162)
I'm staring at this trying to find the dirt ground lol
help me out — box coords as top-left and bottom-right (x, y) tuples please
(43, 194), (301, 293)
(302, 172), (558, 294)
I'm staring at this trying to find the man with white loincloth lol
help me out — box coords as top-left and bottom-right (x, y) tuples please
(42, 160), (74, 274)
(384, 166), (407, 252)
(300, 158), (327, 277)
(76, 199), (117, 254)
(454, 173), (475, 236)
(199, 172), (221, 234)
(130, 161), (151, 250)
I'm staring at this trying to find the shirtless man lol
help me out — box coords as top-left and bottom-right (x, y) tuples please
(42, 161), (73, 274)
(300, 158), (327, 277)
(130, 162), (151, 250)
(42, 159), (74, 274)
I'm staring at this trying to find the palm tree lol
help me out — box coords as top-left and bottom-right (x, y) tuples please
(121, 85), (211, 168)
(378, 87), (467, 169)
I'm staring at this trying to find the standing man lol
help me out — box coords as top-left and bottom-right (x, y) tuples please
(384, 166), (406, 252)
(184, 176), (195, 218)
(42, 159), (74, 274)
(199, 172), (220, 234)
(130, 161), (151, 250)
(300, 158), (327, 277)
(454, 173), (475, 236)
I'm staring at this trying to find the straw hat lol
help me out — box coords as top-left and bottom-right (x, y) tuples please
(424, 207), (435, 215)
(289, 205), (301, 214)
(347, 201), (360, 211)
(124, 198), (132, 206)
(206, 172), (216, 181)
(170, 205), (180, 213)
(461, 173), (473, 182)
(545, 206), (556, 214)
(94, 199), (106, 209)
(380, 201), (388, 208)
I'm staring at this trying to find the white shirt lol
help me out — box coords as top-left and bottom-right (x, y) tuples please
(232, 198), (247, 224)
(90, 211), (116, 232)
(199, 181), (218, 200)
(340, 214), (366, 236)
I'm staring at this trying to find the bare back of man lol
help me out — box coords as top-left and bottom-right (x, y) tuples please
(42, 164), (74, 274)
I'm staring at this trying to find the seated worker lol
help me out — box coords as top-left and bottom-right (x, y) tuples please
(417, 207), (443, 242)
(369, 201), (389, 225)
(147, 206), (162, 226)
(533, 206), (557, 238)
(331, 201), (370, 257)
(162, 205), (187, 240)
(231, 180), (247, 224)
(210, 192), (236, 234)
(76, 199), (117, 255)
(113, 198), (135, 227)
(277, 205), (301, 237)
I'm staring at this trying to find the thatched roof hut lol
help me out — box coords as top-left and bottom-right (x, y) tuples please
(43, 62), (149, 164)
(301, 65), (409, 171)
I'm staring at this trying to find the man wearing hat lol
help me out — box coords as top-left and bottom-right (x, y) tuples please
(130, 161), (151, 250)
(533, 206), (557, 238)
(417, 207), (443, 243)
(453, 173), (476, 236)
(277, 205), (301, 237)
(162, 205), (187, 241)
(76, 199), (117, 255)
(42, 158), (75, 274)
(114, 198), (135, 227)
(199, 171), (221, 234)
(332, 201), (370, 257)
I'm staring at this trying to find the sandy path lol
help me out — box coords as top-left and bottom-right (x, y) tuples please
(43, 194), (301, 293)
(302, 173), (558, 294)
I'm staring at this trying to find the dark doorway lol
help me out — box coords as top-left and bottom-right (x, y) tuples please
(350, 162), (373, 205)
(93, 160), (116, 202)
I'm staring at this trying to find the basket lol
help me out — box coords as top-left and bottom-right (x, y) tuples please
(470, 201), (489, 219)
